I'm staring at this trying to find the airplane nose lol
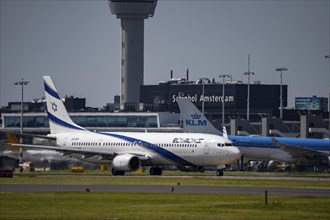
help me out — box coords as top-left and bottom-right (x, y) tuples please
(227, 146), (241, 162)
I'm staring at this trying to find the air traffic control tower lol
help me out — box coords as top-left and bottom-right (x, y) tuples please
(109, 0), (158, 109)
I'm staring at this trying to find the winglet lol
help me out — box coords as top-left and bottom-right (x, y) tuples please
(223, 126), (228, 139)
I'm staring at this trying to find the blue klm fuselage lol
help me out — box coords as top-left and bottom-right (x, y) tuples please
(228, 135), (330, 153)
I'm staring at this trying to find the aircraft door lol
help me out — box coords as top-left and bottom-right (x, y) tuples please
(204, 142), (209, 154)
(63, 137), (68, 147)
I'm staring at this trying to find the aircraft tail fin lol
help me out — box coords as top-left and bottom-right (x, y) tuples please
(176, 98), (223, 136)
(43, 76), (86, 134)
(6, 133), (21, 151)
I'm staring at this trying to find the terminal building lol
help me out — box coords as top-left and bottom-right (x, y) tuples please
(295, 96), (328, 112)
(139, 77), (288, 122)
(0, 77), (328, 139)
(1, 112), (180, 134)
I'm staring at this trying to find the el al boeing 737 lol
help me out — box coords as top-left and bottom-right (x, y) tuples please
(9, 76), (240, 176)
(176, 98), (330, 167)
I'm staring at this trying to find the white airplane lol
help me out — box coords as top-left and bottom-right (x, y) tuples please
(1, 133), (62, 161)
(1, 132), (81, 170)
(0, 132), (93, 170)
(176, 98), (330, 166)
(9, 76), (241, 176)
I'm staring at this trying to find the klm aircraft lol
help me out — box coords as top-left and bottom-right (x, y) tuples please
(8, 76), (241, 176)
(177, 98), (330, 167)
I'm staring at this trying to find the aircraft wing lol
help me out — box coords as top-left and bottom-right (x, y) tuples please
(271, 138), (328, 159)
(0, 130), (56, 141)
(9, 143), (150, 161)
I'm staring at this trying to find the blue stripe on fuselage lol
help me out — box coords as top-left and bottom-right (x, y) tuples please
(44, 81), (60, 100)
(98, 132), (194, 166)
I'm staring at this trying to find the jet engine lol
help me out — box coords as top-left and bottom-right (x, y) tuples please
(112, 154), (141, 171)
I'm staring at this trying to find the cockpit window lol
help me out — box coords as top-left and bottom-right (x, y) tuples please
(218, 143), (233, 147)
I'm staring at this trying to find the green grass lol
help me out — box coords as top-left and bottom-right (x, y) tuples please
(1, 171), (329, 219)
(1, 174), (329, 189)
(11, 169), (330, 177)
(1, 192), (329, 220)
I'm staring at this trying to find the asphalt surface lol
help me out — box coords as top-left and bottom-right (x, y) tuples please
(1, 183), (329, 196)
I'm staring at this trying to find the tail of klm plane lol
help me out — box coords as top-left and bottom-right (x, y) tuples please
(43, 76), (86, 134)
(176, 98), (223, 136)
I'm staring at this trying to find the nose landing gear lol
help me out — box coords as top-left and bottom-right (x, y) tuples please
(216, 169), (224, 176)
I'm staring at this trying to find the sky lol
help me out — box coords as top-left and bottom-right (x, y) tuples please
(1, 0), (329, 109)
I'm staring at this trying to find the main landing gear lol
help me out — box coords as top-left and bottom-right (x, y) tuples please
(149, 166), (162, 175)
(111, 168), (125, 176)
(216, 169), (224, 176)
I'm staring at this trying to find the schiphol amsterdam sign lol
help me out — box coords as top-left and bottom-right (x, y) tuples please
(172, 94), (235, 103)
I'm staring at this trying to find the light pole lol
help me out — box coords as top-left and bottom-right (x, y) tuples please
(200, 78), (208, 115)
(275, 67), (288, 119)
(325, 55), (330, 138)
(14, 78), (30, 164)
(219, 74), (230, 126)
(244, 71), (255, 120)
(202, 80), (205, 115)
